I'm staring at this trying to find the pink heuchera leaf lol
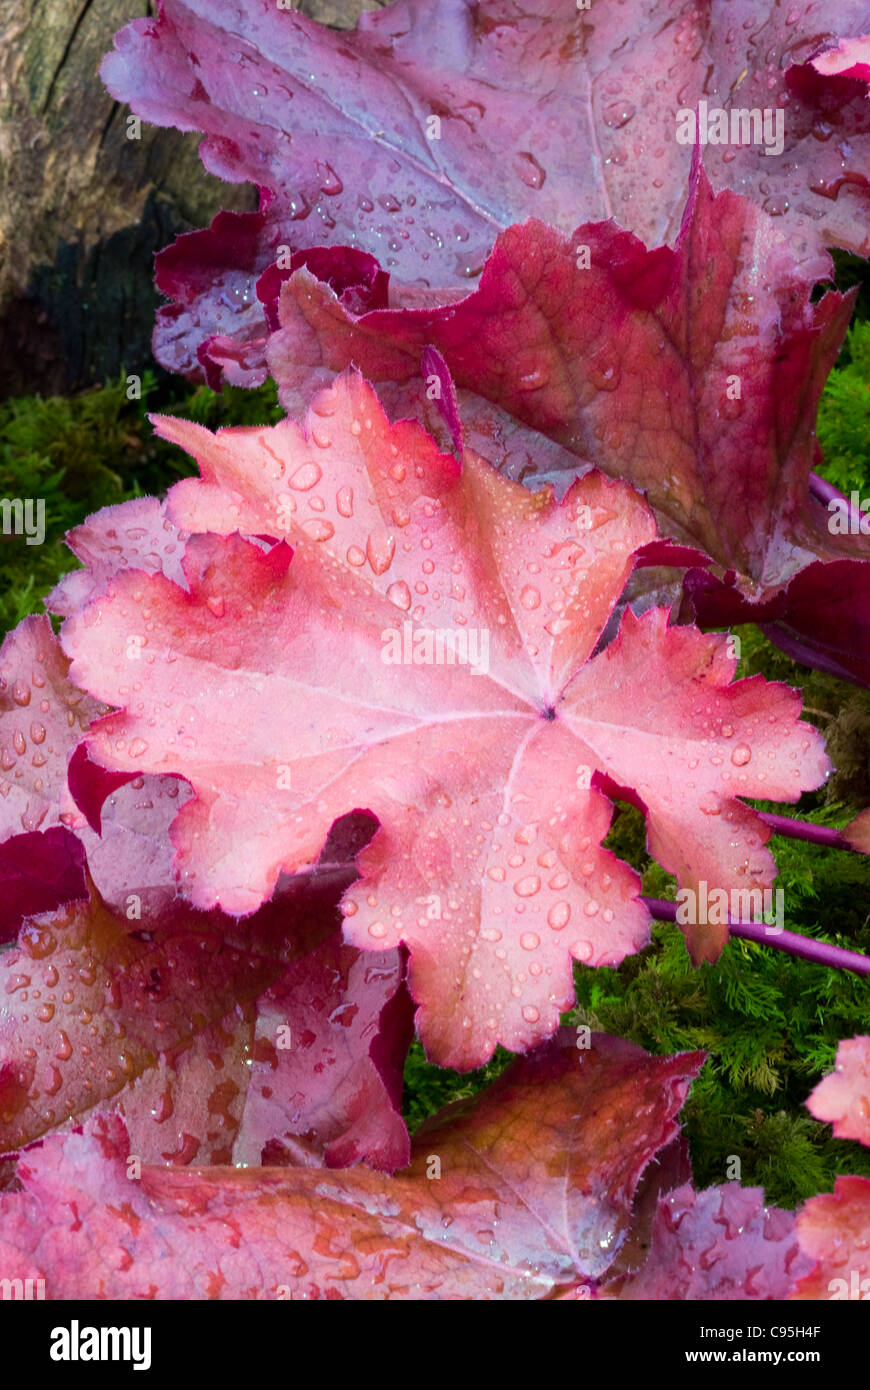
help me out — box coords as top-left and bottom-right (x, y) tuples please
(791, 1177), (870, 1300)
(267, 170), (862, 601)
(602, 1182), (812, 1300)
(806, 1036), (870, 1146)
(101, 0), (870, 384)
(61, 372), (829, 1065)
(0, 878), (410, 1172)
(0, 616), (105, 836)
(792, 1043), (870, 1301)
(0, 1033), (705, 1299)
(46, 498), (189, 619)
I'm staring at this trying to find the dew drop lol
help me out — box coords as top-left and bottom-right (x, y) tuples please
(43, 1065), (62, 1096)
(731, 744), (751, 767)
(547, 901), (571, 930)
(603, 101), (636, 129)
(301, 518), (335, 542)
(762, 194), (789, 217)
(520, 932), (540, 950)
(513, 151), (546, 188)
(366, 528), (396, 575)
(387, 580), (412, 610)
(317, 160), (343, 195)
(514, 875), (541, 898)
(289, 462), (323, 491)
(520, 585), (541, 610)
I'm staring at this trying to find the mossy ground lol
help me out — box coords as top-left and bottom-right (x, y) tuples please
(2, 282), (869, 1208)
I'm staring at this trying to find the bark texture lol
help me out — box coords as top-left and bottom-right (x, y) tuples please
(0, 0), (384, 397)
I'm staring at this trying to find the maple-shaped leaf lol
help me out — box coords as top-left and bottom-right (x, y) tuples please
(0, 1032), (705, 1298)
(61, 372), (829, 1065)
(267, 169), (862, 602)
(46, 497), (189, 619)
(791, 1177), (870, 1300)
(806, 1036), (870, 1147)
(101, 0), (870, 386)
(0, 616), (105, 837)
(0, 876), (410, 1172)
(601, 1182), (812, 1299)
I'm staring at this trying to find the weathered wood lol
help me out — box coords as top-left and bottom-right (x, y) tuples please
(0, 0), (384, 397)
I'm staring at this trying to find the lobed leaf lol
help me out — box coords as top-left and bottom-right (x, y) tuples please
(61, 372), (829, 1065)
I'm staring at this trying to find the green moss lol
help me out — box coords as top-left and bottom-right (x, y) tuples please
(815, 319), (870, 500)
(401, 1042), (514, 1133)
(0, 372), (281, 639)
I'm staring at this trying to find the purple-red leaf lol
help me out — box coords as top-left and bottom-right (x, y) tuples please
(267, 170), (862, 602)
(102, 0), (870, 383)
(602, 1182), (812, 1299)
(0, 878), (410, 1173)
(0, 1032), (704, 1298)
(0, 828), (87, 944)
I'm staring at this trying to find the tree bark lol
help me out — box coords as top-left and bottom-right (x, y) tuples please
(0, 0), (384, 398)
